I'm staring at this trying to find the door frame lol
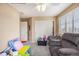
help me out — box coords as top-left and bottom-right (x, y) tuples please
(20, 18), (29, 43)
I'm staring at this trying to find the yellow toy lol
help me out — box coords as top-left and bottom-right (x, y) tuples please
(18, 45), (31, 56)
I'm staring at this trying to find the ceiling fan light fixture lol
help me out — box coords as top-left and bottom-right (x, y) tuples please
(41, 4), (47, 12)
(36, 4), (41, 11)
(36, 4), (47, 12)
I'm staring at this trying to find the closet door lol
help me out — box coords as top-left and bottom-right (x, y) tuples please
(35, 20), (53, 41)
(20, 22), (28, 41)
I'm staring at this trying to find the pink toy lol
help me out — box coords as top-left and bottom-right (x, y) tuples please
(14, 40), (23, 51)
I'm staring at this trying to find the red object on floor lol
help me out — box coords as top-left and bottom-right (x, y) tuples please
(21, 41), (27, 43)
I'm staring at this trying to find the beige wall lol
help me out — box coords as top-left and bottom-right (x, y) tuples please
(55, 3), (79, 35)
(0, 4), (20, 51)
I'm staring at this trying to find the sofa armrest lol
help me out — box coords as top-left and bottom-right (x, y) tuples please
(70, 53), (79, 56)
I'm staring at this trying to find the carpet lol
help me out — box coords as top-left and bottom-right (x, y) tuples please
(31, 43), (50, 56)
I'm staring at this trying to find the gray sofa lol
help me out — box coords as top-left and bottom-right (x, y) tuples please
(48, 33), (79, 56)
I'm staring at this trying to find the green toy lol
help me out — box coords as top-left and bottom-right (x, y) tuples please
(18, 45), (31, 56)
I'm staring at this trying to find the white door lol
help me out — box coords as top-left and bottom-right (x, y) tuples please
(20, 22), (28, 41)
(35, 20), (53, 41)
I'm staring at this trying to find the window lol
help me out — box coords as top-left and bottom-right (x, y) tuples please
(59, 7), (79, 34)
(73, 7), (79, 33)
(59, 15), (66, 33)
(66, 11), (73, 32)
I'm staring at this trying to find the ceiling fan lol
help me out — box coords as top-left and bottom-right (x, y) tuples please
(35, 3), (60, 12)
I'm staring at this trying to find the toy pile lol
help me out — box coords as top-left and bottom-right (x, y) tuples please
(0, 38), (31, 56)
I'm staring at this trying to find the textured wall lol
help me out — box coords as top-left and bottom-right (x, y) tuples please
(0, 4), (20, 51)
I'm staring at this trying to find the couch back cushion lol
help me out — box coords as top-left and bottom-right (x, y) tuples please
(62, 33), (79, 48)
(61, 40), (77, 48)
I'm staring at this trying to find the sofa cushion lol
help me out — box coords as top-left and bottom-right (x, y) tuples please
(49, 46), (60, 56)
(62, 33), (71, 40)
(49, 39), (61, 46)
(59, 48), (79, 55)
(75, 37), (79, 45)
(62, 33), (79, 46)
(61, 40), (77, 48)
(70, 37), (79, 45)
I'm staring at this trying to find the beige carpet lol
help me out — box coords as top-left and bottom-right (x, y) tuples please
(31, 43), (50, 56)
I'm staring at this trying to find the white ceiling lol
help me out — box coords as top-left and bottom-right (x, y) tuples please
(9, 3), (72, 18)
